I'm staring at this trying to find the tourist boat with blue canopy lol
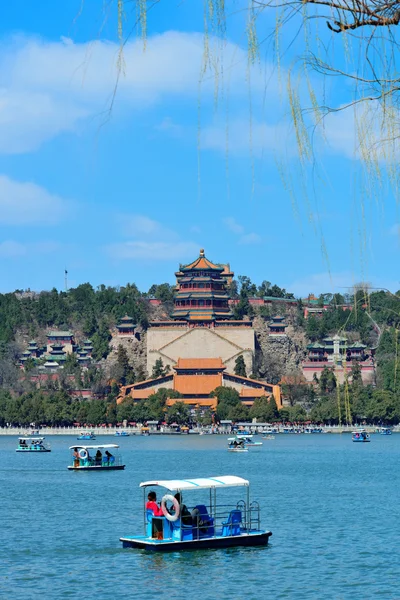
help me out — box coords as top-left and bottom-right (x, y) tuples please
(120, 475), (272, 551)
(77, 431), (96, 440)
(115, 430), (130, 437)
(16, 437), (51, 452)
(352, 429), (371, 443)
(68, 444), (125, 470)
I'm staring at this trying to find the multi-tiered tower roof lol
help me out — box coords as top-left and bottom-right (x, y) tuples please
(171, 249), (233, 322)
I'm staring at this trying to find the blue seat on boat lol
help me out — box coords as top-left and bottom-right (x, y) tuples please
(192, 504), (215, 538)
(145, 509), (155, 537)
(221, 510), (242, 537)
(171, 519), (193, 541)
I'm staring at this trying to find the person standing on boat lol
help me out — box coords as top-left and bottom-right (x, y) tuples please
(146, 491), (163, 516)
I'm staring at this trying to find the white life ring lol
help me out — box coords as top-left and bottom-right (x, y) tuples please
(161, 494), (180, 522)
(79, 449), (88, 460)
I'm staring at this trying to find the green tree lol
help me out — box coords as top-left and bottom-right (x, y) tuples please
(249, 396), (279, 421)
(234, 355), (247, 378)
(166, 401), (190, 424)
(152, 358), (169, 379)
(213, 386), (242, 420)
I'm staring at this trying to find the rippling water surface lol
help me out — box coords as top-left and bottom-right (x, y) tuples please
(2, 433), (400, 599)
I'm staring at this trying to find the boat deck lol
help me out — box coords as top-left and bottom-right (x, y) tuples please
(120, 530), (271, 551)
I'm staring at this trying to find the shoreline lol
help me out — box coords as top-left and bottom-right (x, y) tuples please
(1, 425), (398, 436)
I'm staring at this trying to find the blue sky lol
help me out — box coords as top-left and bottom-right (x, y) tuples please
(0, 0), (399, 297)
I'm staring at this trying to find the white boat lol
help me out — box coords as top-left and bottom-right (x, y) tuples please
(352, 429), (371, 443)
(236, 434), (262, 447)
(16, 437), (51, 452)
(262, 435), (275, 440)
(227, 438), (249, 452)
(68, 444), (125, 470)
(120, 475), (272, 551)
(378, 427), (392, 436)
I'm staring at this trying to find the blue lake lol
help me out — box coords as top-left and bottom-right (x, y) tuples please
(2, 433), (400, 599)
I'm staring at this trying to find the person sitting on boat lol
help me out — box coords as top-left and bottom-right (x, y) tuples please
(146, 491), (163, 516)
(95, 450), (102, 465)
(105, 450), (115, 465)
(173, 493), (192, 526)
(73, 447), (80, 467)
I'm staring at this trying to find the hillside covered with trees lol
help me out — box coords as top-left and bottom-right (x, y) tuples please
(1, 278), (400, 426)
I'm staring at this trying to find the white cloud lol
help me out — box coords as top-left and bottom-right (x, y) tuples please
(223, 216), (261, 246)
(107, 214), (198, 261)
(0, 241), (26, 257)
(106, 241), (199, 261)
(0, 33), (279, 154)
(0, 240), (61, 257)
(0, 175), (68, 225)
(202, 119), (292, 157)
(116, 214), (179, 240)
(223, 217), (244, 234)
(239, 233), (262, 245)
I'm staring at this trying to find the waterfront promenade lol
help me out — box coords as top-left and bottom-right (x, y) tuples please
(1, 424), (398, 435)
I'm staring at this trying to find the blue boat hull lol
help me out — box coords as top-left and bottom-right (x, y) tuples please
(120, 530), (272, 551)
(16, 448), (51, 452)
(68, 465), (125, 471)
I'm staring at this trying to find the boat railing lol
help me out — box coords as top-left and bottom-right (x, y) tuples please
(72, 454), (123, 467)
(188, 501), (261, 537)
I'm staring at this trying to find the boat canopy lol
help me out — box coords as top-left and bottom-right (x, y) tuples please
(140, 475), (249, 491)
(68, 444), (120, 450)
(19, 437), (45, 441)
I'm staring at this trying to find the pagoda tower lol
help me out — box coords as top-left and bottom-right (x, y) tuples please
(147, 249), (255, 376)
(171, 249), (233, 322)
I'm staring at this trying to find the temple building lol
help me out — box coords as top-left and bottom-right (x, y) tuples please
(76, 349), (92, 368)
(147, 250), (255, 375)
(46, 343), (68, 365)
(81, 339), (93, 357)
(302, 334), (375, 384)
(46, 331), (76, 354)
(171, 250), (233, 322)
(117, 358), (281, 412)
(116, 315), (136, 337)
(268, 316), (287, 337)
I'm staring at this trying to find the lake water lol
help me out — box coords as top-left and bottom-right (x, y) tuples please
(2, 433), (400, 599)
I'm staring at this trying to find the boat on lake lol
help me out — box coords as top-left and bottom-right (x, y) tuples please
(120, 475), (272, 551)
(227, 438), (248, 452)
(77, 431), (96, 440)
(378, 427), (392, 435)
(16, 437), (51, 452)
(352, 429), (371, 443)
(115, 430), (130, 437)
(68, 444), (125, 470)
(304, 427), (324, 434)
(262, 435), (275, 440)
(236, 434), (262, 446)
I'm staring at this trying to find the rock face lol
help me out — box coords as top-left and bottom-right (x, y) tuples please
(253, 315), (308, 384)
(108, 328), (147, 378)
